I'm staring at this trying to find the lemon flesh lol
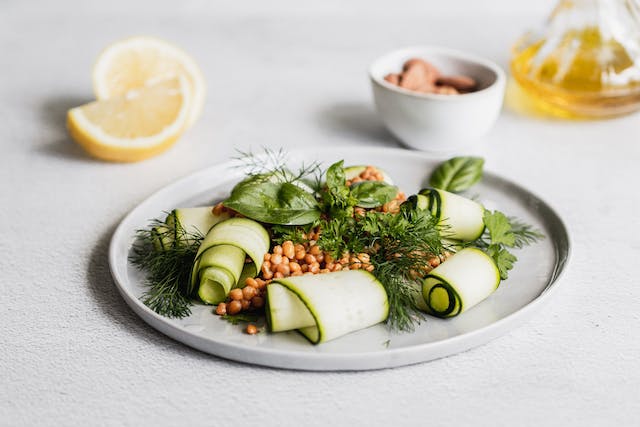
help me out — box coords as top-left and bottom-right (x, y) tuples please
(92, 36), (205, 128)
(67, 77), (191, 162)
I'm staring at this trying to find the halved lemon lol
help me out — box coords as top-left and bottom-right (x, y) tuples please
(67, 77), (191, 162)
(92, 36), (205, 128)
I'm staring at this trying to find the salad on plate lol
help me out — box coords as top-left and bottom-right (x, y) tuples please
(130, 151), (543, 344)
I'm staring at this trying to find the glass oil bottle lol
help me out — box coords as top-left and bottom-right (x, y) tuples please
(511, 0), (640, 118)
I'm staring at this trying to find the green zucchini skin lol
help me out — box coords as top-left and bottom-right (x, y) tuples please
(421, 248), (500, 318)
(403, 194), (430, 211)
(198, 265), (237, 304)
(172, 207), (231, 240)
(266, 270), (389, 344)
(156, 207), (230, 249)
(189, 218), (270, 301)
(195, 244), (246, 304)
(266, 283), (316, 333)
(150, 225), (173, 251)
(418, 188), (485, 242)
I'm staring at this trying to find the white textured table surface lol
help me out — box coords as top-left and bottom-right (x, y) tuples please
(2, 0), (639, 426)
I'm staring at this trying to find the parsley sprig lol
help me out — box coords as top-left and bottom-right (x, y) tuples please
(476, 210), (545, 279)
(429, 157), (545, 280)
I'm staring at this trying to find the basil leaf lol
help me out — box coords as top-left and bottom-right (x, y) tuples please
(325, 160), (346, 191)
(322, 160), (357, 216)
(351, 181), (398, 208)
(429, 156), (484, 192)
(223, 177), (320, 225)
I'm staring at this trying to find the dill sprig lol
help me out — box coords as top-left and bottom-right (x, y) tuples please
(373, 262), (425, 331)
(509, 217), (546, 248)
(270, 223), (317, 245)
(318, 209), (445, 331)
(129, 218), (202, 318)
(232, 148), (323, 190)
(367, 209), (444, 331)
(233, 147), (287, 177)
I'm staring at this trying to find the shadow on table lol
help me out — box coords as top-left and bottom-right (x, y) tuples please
(316, 101), (401, 147)
(86, 221), (400, 375)
(86, 221), (218, 362)
(88, 221), (321, 372)
(37, 95), (96, 162)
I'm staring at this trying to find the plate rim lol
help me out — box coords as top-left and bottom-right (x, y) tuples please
(108, 146), (571, 370)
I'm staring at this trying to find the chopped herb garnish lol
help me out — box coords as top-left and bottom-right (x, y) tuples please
(221, 312), (262, 325)
(317, 207), (445, 331)
(129, 218), (202, 318)
(475, 210), (544, 279)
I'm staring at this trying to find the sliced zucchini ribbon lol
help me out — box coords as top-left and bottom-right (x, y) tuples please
(422, 248), (500, 318)
(417, 188), (486, 242)
(190, 218), (270, 304)
(266, 270), (389, 344)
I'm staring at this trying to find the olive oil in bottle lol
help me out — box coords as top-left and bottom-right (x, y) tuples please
(511, 0), (640, 118)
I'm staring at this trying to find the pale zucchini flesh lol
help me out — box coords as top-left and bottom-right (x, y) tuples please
(173, 207), (231, 241)
(158, 207), (230, 248)
(418, 188), (485, 242)
(197, 244), (245, 285)
(198, 266), (237, 304)
(266, 283), (316, 332)
(266, 270), (389, 344)
(190, 218), (270, 300)
(195, 218), (270, 269)
(422, 247), (500, 318)
(237, 263), (258, 289)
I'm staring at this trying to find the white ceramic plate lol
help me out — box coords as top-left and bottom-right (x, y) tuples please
(109, 147), (570, 371)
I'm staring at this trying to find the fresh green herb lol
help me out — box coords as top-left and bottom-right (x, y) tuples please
(224, 149), (324, 225)
(373, 262), (426, 332)
(429, 156), (484, 192)
(351, 181), (398, 208)
(486, 245), (517, 280)
(233, 147), (287, 176)
(321, 160), (398, 212)
(325, 160), (346, 191)
(129, 218), (201, 318)
(509, 217), (546, 248)
(428, 157), (543, 279)
(368, 209), (444, 331)
(484, 210), (516, 246)
(317, 208), (444, 331)
(270, 224), (316, 245)
(224, 175), (321, 225)
(322, 160), (357, 218)
(315, 215), (356, 257)
(233, 148), (323, 192)
(477, 210), (544, 279)
(316, 162), (448, 331)
(221, 312), (262, 325)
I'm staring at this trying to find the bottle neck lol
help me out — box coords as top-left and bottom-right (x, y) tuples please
(548, 0), (640, 37)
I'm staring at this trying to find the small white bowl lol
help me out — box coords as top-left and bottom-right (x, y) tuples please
(370, 46), (506, 152)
